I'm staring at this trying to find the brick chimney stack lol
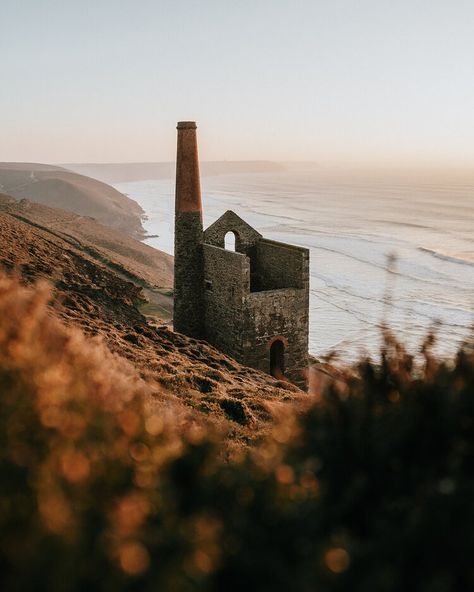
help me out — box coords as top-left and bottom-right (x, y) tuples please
(173, 121), (205, 338)
(175, 121), (203, 215)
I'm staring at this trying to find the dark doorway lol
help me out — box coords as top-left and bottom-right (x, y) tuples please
(270, 339), (285, 379)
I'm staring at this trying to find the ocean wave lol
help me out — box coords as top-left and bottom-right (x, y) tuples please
(306, 243), (459, 287)
(418, 247), (474, 268)
(311, 286), (472, 330)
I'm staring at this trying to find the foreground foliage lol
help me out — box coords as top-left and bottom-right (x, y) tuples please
(0, 275), (473, 591)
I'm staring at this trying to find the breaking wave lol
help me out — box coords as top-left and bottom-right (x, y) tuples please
(418, 247), (474, 268)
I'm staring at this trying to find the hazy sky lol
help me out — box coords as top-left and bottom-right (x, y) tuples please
(1, 0), (473, 165)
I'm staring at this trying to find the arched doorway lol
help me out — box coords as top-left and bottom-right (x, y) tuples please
(270, 339), (285, 379)
(224, 231), (236, 251)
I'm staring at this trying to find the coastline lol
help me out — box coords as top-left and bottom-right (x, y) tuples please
(116, 171), (474, 364)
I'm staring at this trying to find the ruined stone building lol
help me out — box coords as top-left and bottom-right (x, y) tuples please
(173, 121), (309, 389)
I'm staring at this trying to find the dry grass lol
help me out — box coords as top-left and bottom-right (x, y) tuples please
(0, 209), (302, 450)
(1, 273), (474, 591)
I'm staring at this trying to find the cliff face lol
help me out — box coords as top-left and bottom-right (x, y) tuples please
(0, 163), (145, 237)
(0, 197), (302, 447)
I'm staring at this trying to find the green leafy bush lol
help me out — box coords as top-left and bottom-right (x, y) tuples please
(0, 274), (473, 591)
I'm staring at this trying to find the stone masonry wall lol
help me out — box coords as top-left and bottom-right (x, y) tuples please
(251, 239), (307, 292)
(173, 211), (205, 338)
(240, 287), (309, 390)
(203, 210), (262, 253)
(203, 243), (249, 359)
(202, 218), (310, 390)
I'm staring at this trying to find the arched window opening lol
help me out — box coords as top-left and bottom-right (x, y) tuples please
(270, 339), (285, 379)
(224, 231), (237, 251)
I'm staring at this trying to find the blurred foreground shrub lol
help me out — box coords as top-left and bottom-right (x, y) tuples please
(0, 274), (473, 591)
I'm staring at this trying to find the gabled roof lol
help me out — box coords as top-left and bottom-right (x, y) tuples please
(204, 210), (262, 248)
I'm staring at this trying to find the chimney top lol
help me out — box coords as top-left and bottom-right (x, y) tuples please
(175, 120), (202, 214)
(177, 121), (197, 130)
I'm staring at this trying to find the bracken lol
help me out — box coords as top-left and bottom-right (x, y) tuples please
(0, 274), (473, 592)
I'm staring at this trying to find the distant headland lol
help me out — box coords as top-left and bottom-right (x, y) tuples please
(62, 160), (319, 185)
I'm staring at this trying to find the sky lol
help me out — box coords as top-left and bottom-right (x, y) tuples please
(1, 0), (473, 166)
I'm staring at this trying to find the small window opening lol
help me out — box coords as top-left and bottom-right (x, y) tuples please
(205, 280), (213, 291)
(270, 339), (285, 379)
(224, 231), (236, 251)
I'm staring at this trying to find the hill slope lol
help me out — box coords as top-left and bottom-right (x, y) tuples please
(0, 194), (173, 289)
(0, 163), (145, 237)
(0, 200), (301, 446)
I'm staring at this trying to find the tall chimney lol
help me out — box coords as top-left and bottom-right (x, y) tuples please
(173, 121), (205, 338)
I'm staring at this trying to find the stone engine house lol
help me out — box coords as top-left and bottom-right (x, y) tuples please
(173, 121), (309, 389)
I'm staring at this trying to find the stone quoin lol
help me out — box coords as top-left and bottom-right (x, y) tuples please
(173, 122), (309, 390)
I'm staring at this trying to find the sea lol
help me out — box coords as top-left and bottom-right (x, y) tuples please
(114, 170), (474, 364)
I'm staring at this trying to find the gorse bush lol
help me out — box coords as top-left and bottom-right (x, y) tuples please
(0, 274), (473, 591)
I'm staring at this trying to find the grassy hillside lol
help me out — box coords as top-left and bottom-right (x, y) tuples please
(0, 200), (302, 448)
(0, 163), (145, 237)
(0, 194), (173, 291)
(0, 269), (472, 591)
